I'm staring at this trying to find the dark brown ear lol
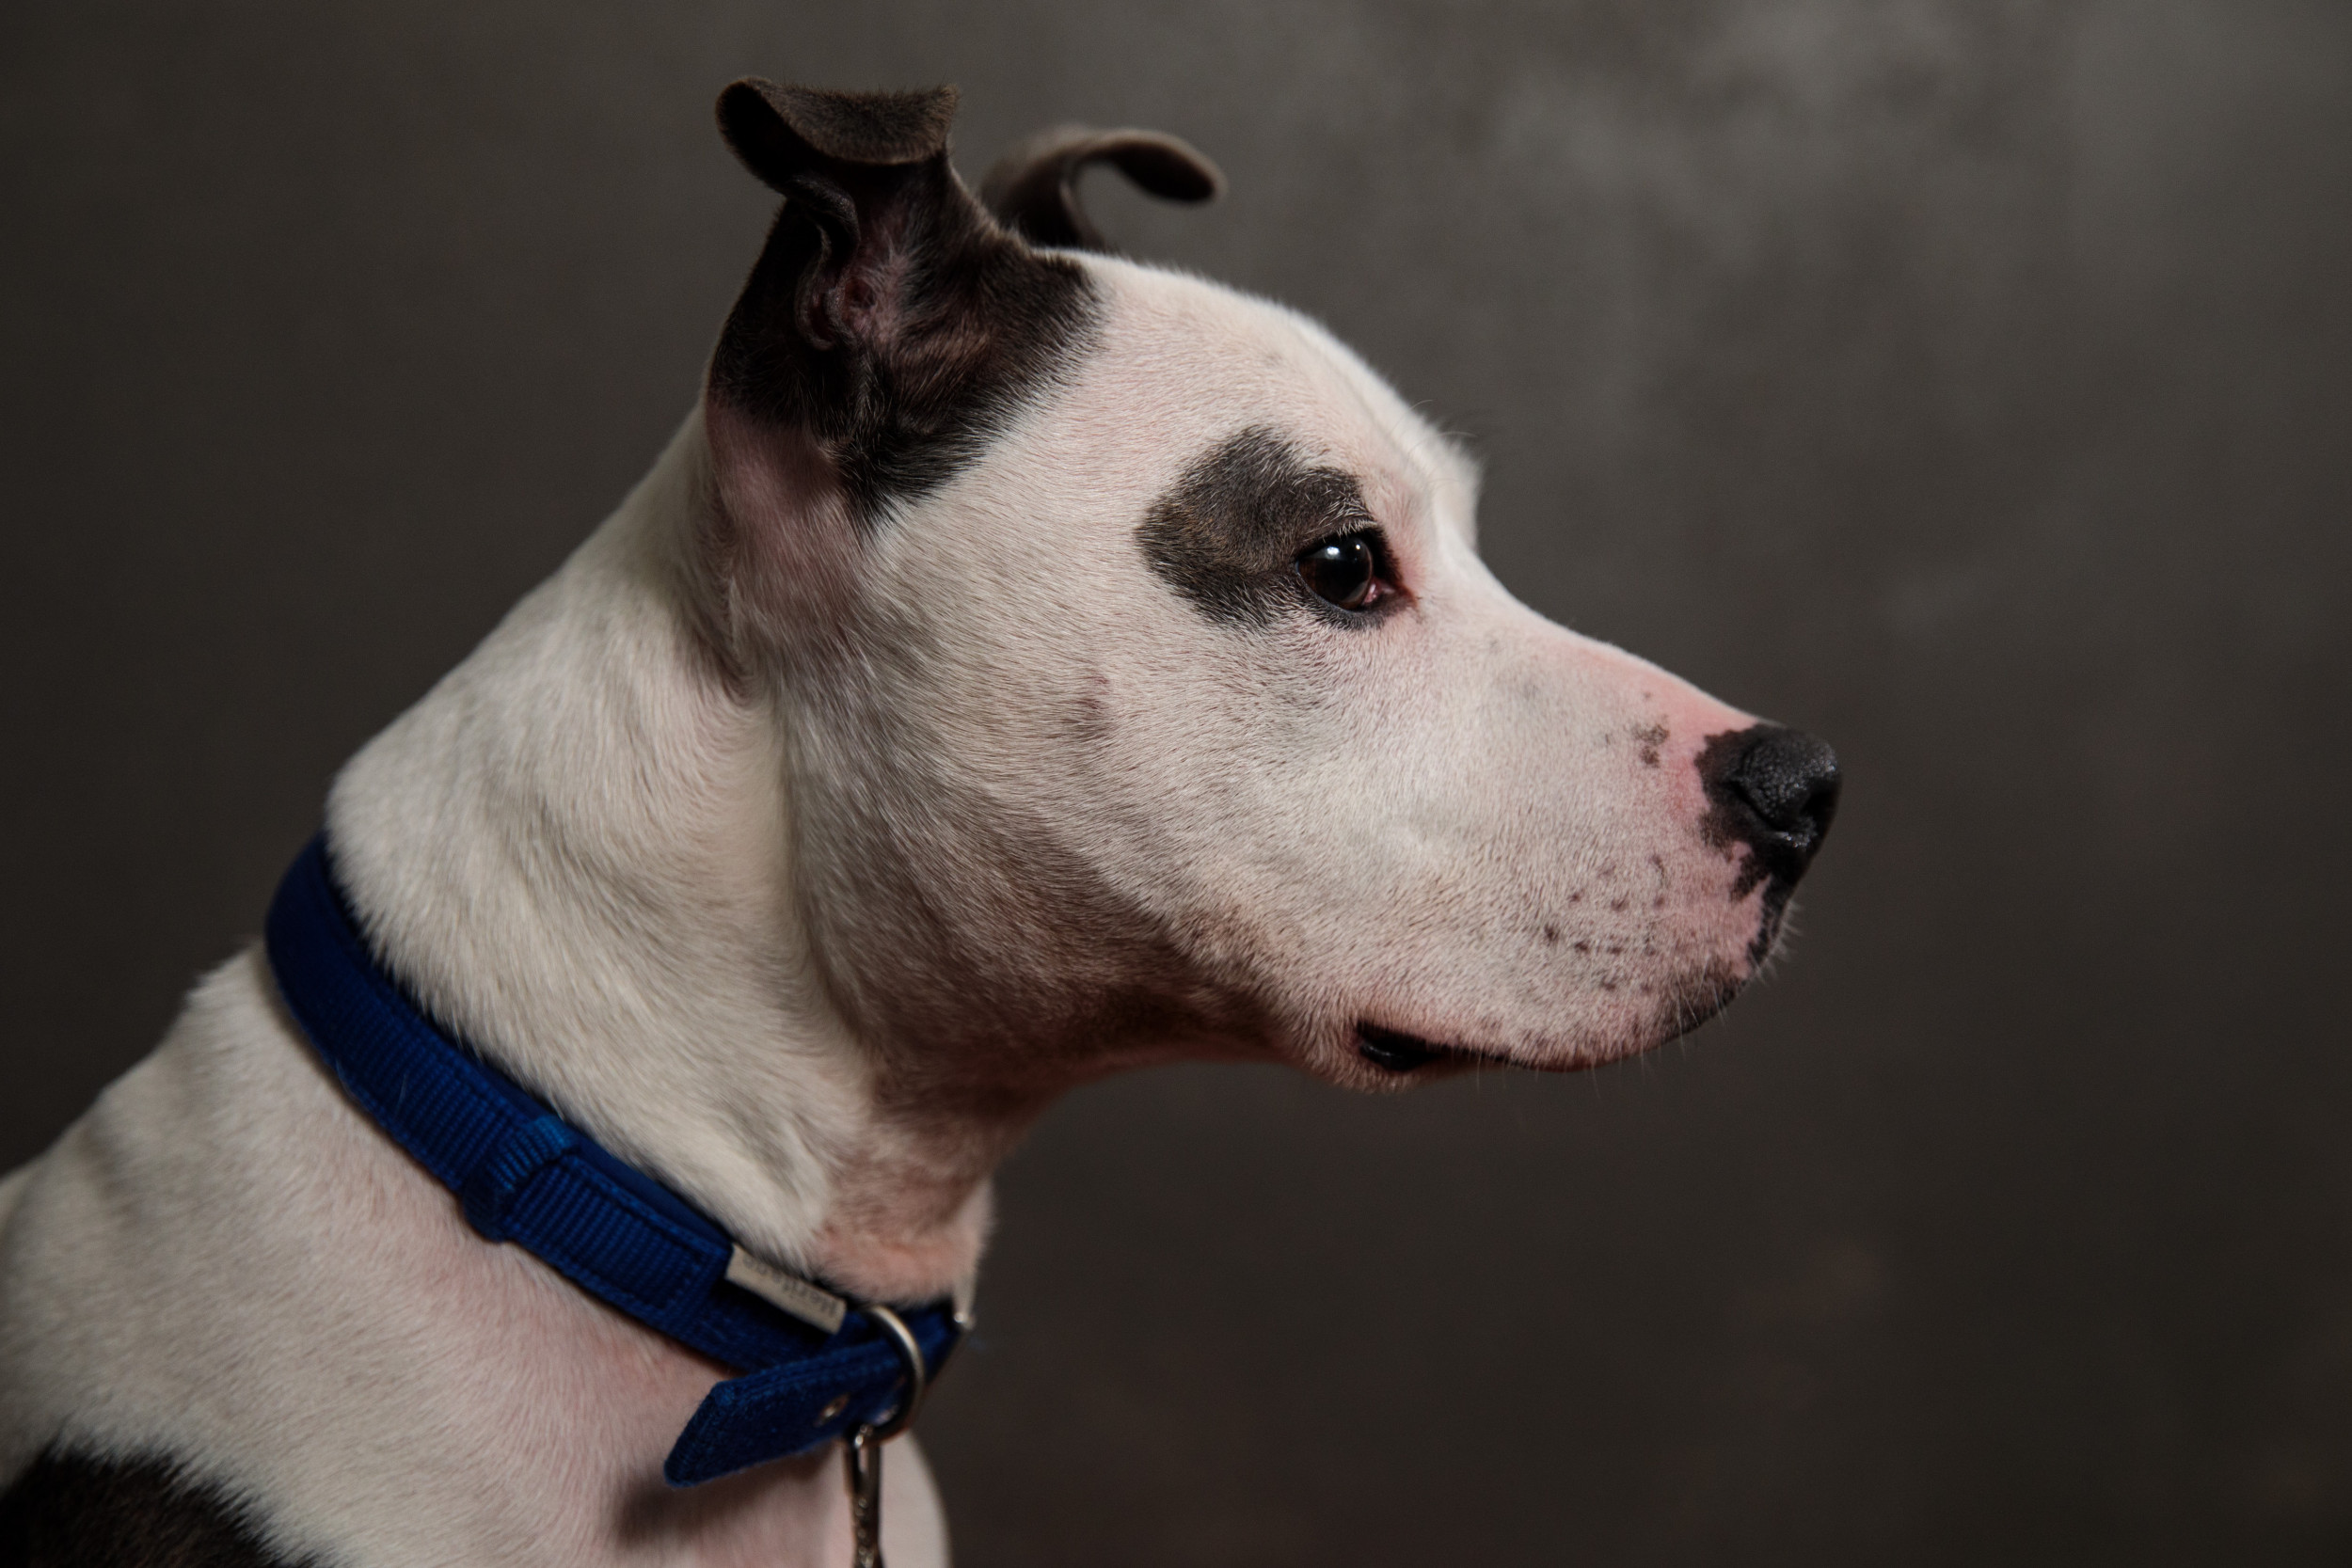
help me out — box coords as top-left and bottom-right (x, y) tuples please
(705, 81), (1096, 528)
(980, 126), (1224, 252)
(713, 81), (968, 359)
(719, 80), (959, 187)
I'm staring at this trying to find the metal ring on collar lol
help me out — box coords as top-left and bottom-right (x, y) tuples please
(861, 1305), (929, 1440)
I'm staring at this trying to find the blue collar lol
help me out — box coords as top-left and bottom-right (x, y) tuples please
(263, 835), (964, 1487)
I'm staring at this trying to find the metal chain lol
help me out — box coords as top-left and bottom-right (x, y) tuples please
(846, 1424), (885, 1568)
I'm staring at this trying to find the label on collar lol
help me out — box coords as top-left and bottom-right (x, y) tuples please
(725, 1246), (850, 1335)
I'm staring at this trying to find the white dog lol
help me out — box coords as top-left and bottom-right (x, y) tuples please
(0, 81), (1836, 1566)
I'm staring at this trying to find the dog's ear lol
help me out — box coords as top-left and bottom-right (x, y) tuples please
(706, 79), (1092, 494)
(720, 79), (960, 182)
(700, 81), (1097, 648)
(980, 126), (1224, 252)
(714, 81), (962, 357)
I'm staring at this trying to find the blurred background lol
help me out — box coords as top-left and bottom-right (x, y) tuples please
(4, 1), (2348, 1561)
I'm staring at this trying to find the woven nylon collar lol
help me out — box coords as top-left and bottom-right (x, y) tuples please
(263, 835), (963, 1487)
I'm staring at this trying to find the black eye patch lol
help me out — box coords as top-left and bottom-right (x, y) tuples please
(1136, 426), (1385, 628)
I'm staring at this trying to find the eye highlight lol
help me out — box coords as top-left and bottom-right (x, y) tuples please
(1295, 531), (1395, 613)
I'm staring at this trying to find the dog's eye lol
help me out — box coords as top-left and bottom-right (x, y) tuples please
(1295, 531), (1391, 612)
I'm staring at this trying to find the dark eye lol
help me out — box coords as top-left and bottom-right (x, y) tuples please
(1295, 531), (1390, 612)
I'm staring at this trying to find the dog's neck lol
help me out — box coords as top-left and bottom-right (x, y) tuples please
(326, 410), (994, 1304)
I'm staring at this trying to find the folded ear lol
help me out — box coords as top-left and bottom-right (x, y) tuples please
(980, 126), (1224, 252)
(705, 80), (1096, 532)
(720, 79), (960, 180)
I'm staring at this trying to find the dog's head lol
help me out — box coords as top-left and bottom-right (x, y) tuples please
(697, 82), (1837, 1106)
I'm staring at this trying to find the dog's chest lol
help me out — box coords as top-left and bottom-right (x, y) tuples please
(0, 950), (944, 1567)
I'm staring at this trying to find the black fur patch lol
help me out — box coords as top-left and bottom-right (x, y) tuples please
(708, 82), (1100, 529)
(0, 1448), (314, 1567)
(1136, 426), (1378, 627)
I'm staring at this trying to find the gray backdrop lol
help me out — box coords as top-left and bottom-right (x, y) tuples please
(5, 1), (2348, 1561)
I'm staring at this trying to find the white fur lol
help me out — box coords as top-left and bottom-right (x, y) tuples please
(0, 255), (1771, 1562)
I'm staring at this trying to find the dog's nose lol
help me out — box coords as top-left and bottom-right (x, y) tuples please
(1701, 723), (1841, 883)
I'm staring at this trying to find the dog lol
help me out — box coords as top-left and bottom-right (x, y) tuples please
(0, 81), (1837, 1566)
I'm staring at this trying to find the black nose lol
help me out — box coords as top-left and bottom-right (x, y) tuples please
(1699, 723), (1841, 885)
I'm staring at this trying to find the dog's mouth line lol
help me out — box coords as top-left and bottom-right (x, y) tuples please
(1354, 1022), (1525, 1075)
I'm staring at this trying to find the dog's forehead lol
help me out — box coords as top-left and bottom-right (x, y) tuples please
(1050, 259), (1478, 525)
